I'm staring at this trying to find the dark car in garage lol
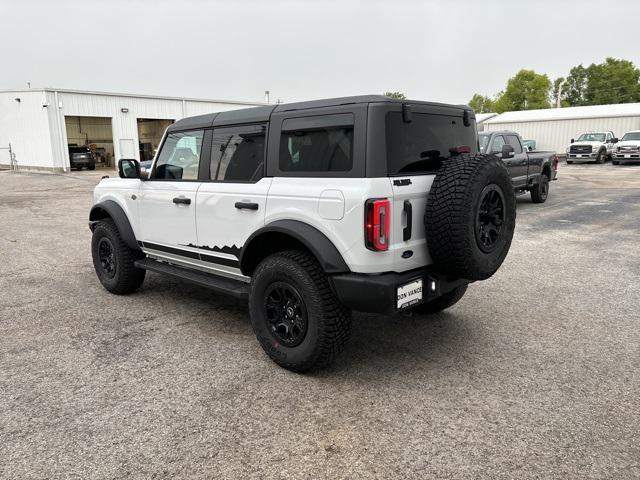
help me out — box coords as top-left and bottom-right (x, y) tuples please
(68, 146), (95, 170)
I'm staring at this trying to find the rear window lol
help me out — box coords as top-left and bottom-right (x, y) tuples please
(386, 112), (477, 175)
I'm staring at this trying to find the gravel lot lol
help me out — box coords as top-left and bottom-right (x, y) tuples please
(1, 163), (639, 479)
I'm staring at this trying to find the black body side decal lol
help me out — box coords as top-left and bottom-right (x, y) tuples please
(183, 244), (242, 258)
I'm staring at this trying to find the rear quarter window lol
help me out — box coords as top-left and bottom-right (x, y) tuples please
(386, 111), (477, 175)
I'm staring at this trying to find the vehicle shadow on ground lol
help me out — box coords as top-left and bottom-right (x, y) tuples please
(139, 272), (474, 376)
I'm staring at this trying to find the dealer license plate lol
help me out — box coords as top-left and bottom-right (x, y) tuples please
(397, 279), (423, 310)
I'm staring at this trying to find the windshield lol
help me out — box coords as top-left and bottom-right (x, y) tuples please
(479, 134), (491, 153)
(621, 132), (640, 141)
(386, 112), (477, 175)
(577, 133), (606, 142)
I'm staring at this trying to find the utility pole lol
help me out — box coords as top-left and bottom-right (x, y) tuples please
(556, 79), (567, 108)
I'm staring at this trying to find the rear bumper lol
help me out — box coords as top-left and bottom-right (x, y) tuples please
(330, 267), (469, 315)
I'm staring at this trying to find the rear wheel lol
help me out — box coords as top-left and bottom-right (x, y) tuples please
(249, 250), (351, 372)
(410, 285), (468, 314)
(91, 219), (145, 294)
(531, 173), (549, 203)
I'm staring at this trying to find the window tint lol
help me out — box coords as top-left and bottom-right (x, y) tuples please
(491, 135), (506, 154)
(210, 125), (266, 181)
(280, 116), (353, 172)
(153, 130), (204, 180)
(386, 112), (477, 175)
(505, 135), (523, 154)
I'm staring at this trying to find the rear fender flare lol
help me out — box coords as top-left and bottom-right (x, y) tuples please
(240, 220), (349, 275)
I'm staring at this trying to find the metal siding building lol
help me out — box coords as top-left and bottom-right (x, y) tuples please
(485, 103), (640, 153)
(475, 113), (498, 131)
(0, 88), (262, 172)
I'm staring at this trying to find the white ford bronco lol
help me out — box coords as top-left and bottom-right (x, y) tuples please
(90, 96), (516, 371)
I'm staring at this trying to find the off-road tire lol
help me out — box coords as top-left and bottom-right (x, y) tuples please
(596, 149), (606, 164)
(425, 153), (516, 281)
(531, 173), (549, 203)
(410, 284), (468, 314)
(91, 219), (145, 294)
(249, 250), (351, 372)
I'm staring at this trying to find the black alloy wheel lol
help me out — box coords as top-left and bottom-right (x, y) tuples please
(98, 237), (117, 278)
(264, 281), (308, 348)
(475, 184), (506, 253)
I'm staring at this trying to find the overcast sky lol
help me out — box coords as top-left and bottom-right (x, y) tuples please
(1, 0), (639, 105)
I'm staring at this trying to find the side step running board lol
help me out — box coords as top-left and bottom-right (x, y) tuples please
(134, 258), (249, 300)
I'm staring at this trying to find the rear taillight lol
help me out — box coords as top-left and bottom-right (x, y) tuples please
(365, 198), (390, 251)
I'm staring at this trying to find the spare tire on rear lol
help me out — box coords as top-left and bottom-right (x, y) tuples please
(425, 153), (516, 281)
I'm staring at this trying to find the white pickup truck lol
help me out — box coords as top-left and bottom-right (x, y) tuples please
(566, 131), (616, 164)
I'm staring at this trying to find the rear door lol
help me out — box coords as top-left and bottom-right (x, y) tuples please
(385, 108), (478, 272)
(195, 124), (271, 278)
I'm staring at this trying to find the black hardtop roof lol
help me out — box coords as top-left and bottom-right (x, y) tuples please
(167, 95), (471, 132)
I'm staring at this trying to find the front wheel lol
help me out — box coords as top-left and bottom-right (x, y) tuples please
(531, 174), (549, 203)
(249, 250), (351, 372)
(596, 150), (606, 164)
(613, 160), (620, 165)
(410, 285), (468, 314)
(91, 219), (146, 294)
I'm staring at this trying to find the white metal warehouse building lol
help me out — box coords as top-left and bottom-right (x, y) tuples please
(484, 103), (640, 153)
(0, 88), (262, 172)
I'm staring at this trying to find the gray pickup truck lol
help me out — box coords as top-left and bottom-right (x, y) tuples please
(479, 131), (558, 203)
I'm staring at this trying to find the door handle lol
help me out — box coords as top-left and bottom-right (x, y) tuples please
(173, 196), (191, 205)
(403, 200), (412, 241)
(235, 201), (259, 210)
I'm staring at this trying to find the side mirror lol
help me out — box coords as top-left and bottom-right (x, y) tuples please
(118, 159), (140, 179)
(501, 144), (515, 159)
(570, 138), (574, 144)
(611, 137), (619, 144)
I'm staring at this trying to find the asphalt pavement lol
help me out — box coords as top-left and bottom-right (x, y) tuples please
(0, 163), (638, 479)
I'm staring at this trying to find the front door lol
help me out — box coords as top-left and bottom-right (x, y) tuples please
(504, 134), (528, 187)
(195, 124), (271, 279)
(138, 129), (206, 262)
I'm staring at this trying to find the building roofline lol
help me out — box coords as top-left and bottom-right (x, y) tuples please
(0, 87), (264, 106)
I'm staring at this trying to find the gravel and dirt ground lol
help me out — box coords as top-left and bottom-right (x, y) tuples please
(1, 163), (639, 479)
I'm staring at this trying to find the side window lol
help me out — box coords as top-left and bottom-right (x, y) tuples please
(209, 125), (266, 182)
(279, 114), (354, 172)
(491, 135), (506, 154)
(153, 130), (204, 180)
(606, 133), (612, 141)
(506, 135), (523, 154)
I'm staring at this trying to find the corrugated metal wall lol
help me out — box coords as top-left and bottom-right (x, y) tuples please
(486, 116), (640, 153)
(53, 91), (258, 168)
(0, 91), (55, 168)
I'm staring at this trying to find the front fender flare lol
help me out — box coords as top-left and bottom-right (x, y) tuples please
(240, 220), (349, 275)
(89, 200), (140, 251)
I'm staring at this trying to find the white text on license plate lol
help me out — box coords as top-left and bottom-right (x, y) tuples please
(397, 279), (423, 309)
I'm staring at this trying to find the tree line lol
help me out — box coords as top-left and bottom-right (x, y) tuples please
(468, 58), (640, 113)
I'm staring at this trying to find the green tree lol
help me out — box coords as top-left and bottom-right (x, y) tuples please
(585, 58), (640, 105)
(493, 69), (552, 113)
(468, 94), (495, 113)
(562, 58), (640, 106)
(384, 91), (406, 100)
(563, 65), (588, 106)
